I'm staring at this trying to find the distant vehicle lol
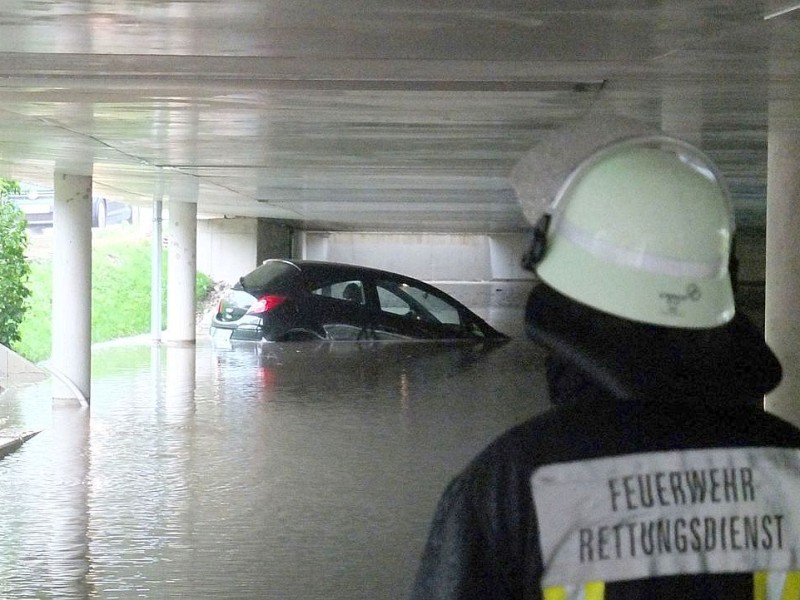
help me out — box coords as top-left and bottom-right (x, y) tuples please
(7, 186), (132, 229)
(210, 259), (509, 343)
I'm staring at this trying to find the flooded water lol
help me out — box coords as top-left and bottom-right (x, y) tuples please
(0, 313), (550, 599)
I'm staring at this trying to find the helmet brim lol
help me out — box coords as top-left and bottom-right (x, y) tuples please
(525, 283), (782, 402)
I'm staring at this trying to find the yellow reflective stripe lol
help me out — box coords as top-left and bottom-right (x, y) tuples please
(543, 583), (605, 600)
(782, 571), (800, 600)
(755, 571), (800, 600)
(755, 571), (768, 600)
(543, 587), (567, 600)
(548, 573), (800, 600)
(584, 580), (605, 600)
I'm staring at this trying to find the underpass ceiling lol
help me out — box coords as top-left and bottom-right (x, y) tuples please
(0, 2), (798, 233)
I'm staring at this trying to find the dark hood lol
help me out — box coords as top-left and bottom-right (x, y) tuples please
(525, 283), (782, 405)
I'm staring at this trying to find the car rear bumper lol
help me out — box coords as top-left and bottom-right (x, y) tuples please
(210, 322), (264, 342)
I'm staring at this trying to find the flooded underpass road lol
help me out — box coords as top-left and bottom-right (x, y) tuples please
(0, 330), (550, 599)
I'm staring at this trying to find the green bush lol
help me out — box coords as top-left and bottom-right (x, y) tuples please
(0, 179), (20, 197)
(0, 190), (32, 348)
(16, 228), (216, 362)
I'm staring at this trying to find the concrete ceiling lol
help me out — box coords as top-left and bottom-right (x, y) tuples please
(0, 1), (798, 233)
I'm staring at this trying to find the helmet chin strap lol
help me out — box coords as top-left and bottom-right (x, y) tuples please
(521, 214), (551, 272)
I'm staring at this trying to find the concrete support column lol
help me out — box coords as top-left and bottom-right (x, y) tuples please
(151, 183), (164, 342)
(166, 196), (198, 344)
(765, 127), (800, 427)
(51, 172), (92, 403)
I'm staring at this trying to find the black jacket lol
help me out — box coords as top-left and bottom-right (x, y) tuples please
(410, 384), (800, 599)
(411, 284), (800, 599)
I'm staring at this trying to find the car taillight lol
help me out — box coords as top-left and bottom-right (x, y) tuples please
(246, 295), (288, 315)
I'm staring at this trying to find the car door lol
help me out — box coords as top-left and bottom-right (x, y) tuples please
(305, 275), (376, 340)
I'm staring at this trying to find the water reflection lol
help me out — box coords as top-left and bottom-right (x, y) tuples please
(0, 332), (548, 599)
(211, 339), (501, 402)
(164, 344), (197, 425)
(49, 405), (91, 599)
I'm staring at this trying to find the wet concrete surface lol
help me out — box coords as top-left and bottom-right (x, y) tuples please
(0, 311), (551, 599)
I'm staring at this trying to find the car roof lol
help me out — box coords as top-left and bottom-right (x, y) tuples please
(263, 258), (422, 282)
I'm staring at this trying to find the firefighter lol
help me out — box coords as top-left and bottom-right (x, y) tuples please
(410, 134), (800, 599)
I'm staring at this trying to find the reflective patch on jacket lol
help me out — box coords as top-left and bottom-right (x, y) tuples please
(531, 447), (800, 589)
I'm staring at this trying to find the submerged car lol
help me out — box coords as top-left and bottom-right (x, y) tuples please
(210, 259), (509, 343)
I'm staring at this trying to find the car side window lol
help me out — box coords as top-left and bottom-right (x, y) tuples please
(376, 279), (461, 325)
(376, 286), (412, 316)
(311, 279), (365, 305)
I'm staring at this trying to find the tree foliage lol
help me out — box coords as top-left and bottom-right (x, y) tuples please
(0, 179), (31, 347)
(0, 178), (20, 196)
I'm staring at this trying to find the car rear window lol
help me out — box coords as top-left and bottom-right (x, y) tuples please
(239, 261), (301, 293)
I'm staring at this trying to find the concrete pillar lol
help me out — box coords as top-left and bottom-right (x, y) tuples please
(256, 219), (294, 263)
(151, 183), (164, 342)
(166, 195), (198, 344)
(51, 172), (92, 403)
(764, 126), (800, 427)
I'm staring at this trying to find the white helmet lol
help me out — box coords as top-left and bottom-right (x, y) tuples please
(526, 135), (735, 329)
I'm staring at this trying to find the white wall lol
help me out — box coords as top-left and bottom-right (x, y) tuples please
(197, 217), (258, 283)
(301, 230), (530, 273)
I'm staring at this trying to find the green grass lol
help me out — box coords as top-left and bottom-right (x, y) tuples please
(15, 227), (213, 363)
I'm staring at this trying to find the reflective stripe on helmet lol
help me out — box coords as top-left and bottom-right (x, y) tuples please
(557, 217), (727, 279)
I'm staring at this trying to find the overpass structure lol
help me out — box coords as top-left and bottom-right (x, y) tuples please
(0, 2), (798, 424)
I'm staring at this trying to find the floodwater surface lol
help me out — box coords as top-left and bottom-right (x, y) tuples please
(0, 322), (550, 599)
